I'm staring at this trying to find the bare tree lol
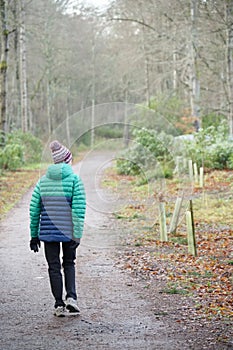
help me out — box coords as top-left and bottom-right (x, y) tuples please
(226, 0), (233, 135)
(190, 0), (200, 128)
(11, 0), (21, 129)
(0, 0), (8, 142)
(19, 0), (27, 132)
(1, 0), (232, 139)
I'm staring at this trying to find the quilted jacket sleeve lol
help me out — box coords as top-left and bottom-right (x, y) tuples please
(30, 181), (42, 238)
(72, 175), (86, 239)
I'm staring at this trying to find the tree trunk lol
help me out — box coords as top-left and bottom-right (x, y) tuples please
(0, 0), (8, 143)
(173, 51), (178, 91)
(19, 0), (28, 132)
(141, 24), (150, 107)
(46, 78), (52, 136)
(190, 0), (200, 128)
(226, 0), (233, 135)
(91, 29), (95, 148)
(13, 0), (21, 129)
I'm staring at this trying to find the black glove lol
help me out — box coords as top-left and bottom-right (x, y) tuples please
(70, 239), (80, 249)
(30, 237), (41, 253)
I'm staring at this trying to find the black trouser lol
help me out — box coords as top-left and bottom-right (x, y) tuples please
(44, 241), (77, 308)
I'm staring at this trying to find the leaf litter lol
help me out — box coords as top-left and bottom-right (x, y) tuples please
(103, 167), (233, 347)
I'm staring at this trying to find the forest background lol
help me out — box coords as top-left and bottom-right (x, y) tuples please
(0, 0), (233, 141)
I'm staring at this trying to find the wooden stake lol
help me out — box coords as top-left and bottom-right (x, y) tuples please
(193, 163), (198, 184)
(169, 197), (183, 234)
(159, 202), (168, 242)
(186, 200), (197, 256)
(199, 167), (204, 187)
(188, 159), (193, 183)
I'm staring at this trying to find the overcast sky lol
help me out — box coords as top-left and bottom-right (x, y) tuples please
(66, 0), (111, 14)
(86, 0), (110, 7)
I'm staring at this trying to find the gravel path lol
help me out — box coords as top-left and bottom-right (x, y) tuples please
(0, 151), (189, 350)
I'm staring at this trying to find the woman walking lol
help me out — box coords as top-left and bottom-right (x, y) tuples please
(29, 140), (86, 317)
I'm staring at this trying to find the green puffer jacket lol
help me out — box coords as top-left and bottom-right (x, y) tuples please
(30, 163), (86, 242)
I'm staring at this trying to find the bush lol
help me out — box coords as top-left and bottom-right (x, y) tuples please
(179, 121), (233, 169)
(133, 128), (173, 158)
(202, 113), (228, 130)
(116, 128), (174, 176)
(0, 143), (24, 170)
(95, 125), (124, 139)
(116, 144), (149, 175)
(207, 141), (233, 169)
(0, 131), (42, 170)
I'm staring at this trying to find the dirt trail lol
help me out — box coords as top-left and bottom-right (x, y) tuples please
(0, 152), (196, 349)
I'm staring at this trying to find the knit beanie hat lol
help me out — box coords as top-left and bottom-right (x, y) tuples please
(50, 140), (72, 164)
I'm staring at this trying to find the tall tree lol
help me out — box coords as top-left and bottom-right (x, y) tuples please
(190, 0), (200, 127)
(1, 0), (232, 138)
(19, 0), (27, 132)
(12, 0), (20, 129)
(0, 0), (8, 142)
(226, 0), (233, 135)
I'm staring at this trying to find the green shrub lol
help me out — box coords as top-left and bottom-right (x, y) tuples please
(133, 128), (173, 158)
(95, 125), (124, 139)
(116, 128), (174, 176)
(208, 141), (233, 169)
(116, 145), (147, 175)
(7, 131), (42, 163)
(225, 151), (233, 170)
(202, 113), (228, 130)
(0, 131), (42, 170)
(179, 122), (233, 169)
(0, 143), (24, 170)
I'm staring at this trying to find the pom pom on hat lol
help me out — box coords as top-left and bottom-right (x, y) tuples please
(50, 140), (72, 164)
(50, 140), (61, 152)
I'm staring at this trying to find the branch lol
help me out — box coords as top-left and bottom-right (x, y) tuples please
(163, 13), (174, 22)
(110, 17), (156, 32)
(8, 29), (16, 35)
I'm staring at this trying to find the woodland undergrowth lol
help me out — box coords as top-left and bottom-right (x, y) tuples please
(102, 167), (233, 321)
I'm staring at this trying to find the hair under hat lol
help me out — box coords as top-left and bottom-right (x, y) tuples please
(50, 140), (72, 164)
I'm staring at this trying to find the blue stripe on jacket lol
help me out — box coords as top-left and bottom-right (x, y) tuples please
(39, 196), (73, 242)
